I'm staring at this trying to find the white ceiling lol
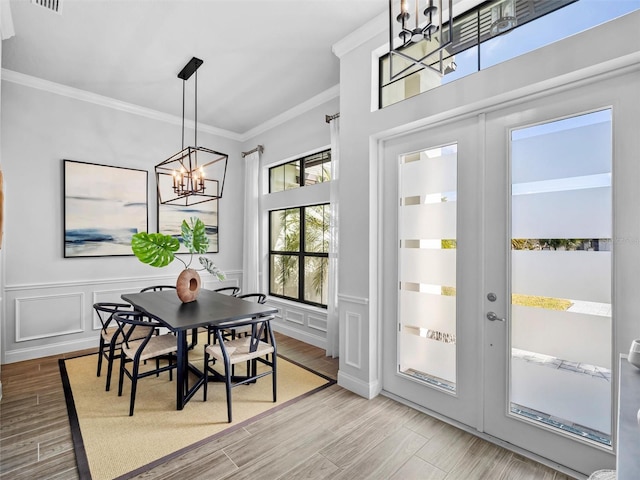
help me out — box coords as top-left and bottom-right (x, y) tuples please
(2, 0), (391, 137)
(2, 0), (481, 138)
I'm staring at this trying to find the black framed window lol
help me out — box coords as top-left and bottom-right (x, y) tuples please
(269, 204), (329, 308)
(269, 150), (331, 193)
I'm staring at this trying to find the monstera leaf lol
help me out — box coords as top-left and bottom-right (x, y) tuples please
(199, 257), (225, 280)
(181, 217), (209, 254)
(131, 216), (223, 281)
(131, 232), (180, 268)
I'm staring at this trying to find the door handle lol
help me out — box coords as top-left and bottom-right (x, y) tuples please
(486, 311), (505, 322)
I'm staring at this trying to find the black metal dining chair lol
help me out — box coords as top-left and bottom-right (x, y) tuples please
(140, 285), (177, 293)
(213, 286), (240, 296)
(207, 293), (267, 344)
(203, 314), (277, 422)
(94, 302), (155, 392)
(113, 310), (178, 416)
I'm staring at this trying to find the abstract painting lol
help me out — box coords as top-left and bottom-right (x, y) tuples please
(64, 160), (148, 257)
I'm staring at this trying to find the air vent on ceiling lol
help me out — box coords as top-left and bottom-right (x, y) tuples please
(31, 0), (62, 14)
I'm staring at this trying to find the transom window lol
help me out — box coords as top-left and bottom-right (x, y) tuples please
(379, 0), (640, 108)
(269, 150), (331, 193)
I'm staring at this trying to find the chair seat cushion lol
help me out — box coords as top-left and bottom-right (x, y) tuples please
(123, 333), (177, 361)
(205, 337), (274, 365)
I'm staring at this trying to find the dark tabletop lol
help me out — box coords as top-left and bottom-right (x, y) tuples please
(121, 289), (278, 331)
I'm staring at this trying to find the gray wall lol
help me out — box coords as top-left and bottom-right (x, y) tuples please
(334, 11), (640, 397)
(243, 95), (339, 350)
(1, 78), (244, 362)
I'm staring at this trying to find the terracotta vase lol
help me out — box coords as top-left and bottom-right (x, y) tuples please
(175, 268), (201, 303)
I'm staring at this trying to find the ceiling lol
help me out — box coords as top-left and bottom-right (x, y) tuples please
(2, 0), (391, 138)
(2, 0), (482, 138)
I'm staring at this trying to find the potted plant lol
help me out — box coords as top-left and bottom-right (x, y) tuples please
(131, 216), (224, 302)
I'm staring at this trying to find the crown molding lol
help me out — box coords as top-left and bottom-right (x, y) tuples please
(240, 84), (340, 141)
(2, 68), (342, 143)
(332, 10), (386, 59)
(1, 69), (244, 141)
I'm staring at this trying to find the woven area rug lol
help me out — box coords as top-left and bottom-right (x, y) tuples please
(59, 338), (334, 480)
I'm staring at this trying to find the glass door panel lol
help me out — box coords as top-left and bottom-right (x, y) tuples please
(509, 109), (613, 445)
(398, 146), (458, 391)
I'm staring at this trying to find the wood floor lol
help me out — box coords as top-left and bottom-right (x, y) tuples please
(0, 333), (577, 480)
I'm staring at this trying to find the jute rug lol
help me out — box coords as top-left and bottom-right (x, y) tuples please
(59, 336), (334, 480)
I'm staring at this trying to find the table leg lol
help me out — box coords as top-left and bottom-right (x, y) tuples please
(176, 330), (187, 410)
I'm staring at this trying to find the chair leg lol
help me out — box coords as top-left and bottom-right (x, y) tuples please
(97, 338), (104, 377)
(129, 362), (139, 416)
(105, 342), (117, 391)
(203, 350), (209, 401)
(272, 356), (277, 402)
(118, 354), (125, 397)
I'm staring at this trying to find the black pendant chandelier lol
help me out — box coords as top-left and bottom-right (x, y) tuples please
(155, 57), (228, 206)
(388, 0), (454, 81)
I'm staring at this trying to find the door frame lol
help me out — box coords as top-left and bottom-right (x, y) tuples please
(373, 66), (640, 476)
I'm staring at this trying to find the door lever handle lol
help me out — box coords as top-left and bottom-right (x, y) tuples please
(486, 311), (505, 322)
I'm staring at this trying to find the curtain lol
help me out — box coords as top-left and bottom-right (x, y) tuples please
(326, 117), (340, 358)
(242, 149), (261, 294)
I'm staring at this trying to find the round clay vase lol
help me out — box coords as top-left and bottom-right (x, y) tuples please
(176, 268), (201, 303)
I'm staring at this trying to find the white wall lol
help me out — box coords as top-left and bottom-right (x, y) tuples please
(333, 11), (640, 399)
(243, 95), (339, 350)
(0, 78), (245, 362)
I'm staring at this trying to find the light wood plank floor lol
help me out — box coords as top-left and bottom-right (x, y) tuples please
(0, 333), (577, 479)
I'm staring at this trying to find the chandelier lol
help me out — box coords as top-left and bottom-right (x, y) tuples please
(155, 57), (228, 206)
(388, 0), (454, 81)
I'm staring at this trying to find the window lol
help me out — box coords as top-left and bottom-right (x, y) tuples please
(379, 0), (640, 108)
(269, 150), (331, 193)
(269, 204), (329, 307)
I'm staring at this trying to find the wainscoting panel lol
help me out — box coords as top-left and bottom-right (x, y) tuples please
(284, 309), (305, 326)
(337, 294), (379, 399)
(15, 292), (84, 342)
(268, 297), (328, 350)
(344, 311), (362, 369)
(308, 314), (327, 333)
(2, 270), (243, 363)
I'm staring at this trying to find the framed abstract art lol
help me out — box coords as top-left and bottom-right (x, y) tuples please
(64, 160), (148, 257)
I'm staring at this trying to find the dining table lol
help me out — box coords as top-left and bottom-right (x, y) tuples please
(121, 288), (278, 410)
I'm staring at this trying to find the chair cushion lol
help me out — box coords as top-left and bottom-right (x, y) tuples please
(205, 337), (274, 365)
(122, 333), (177, 361)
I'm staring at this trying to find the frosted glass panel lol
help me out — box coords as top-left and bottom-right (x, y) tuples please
(512, 187), (611, 239)
(510, 110), (612, 445)
(400, 290), (456, 333)
(401, 153), (457, 197)
(512, 251), (611, 303)
(399, 203), (457, 240)
(400, 249), (456, 287)
(398, 144), (457, 392)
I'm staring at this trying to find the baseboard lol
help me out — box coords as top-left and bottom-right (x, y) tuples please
(3, 337), (97, 364)
(337, 370), (380, 399)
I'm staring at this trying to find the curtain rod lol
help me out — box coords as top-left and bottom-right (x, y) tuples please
(325, 113), (340, 123)
(241, 145), (264, 158)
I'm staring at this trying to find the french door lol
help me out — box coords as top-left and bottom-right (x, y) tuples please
(378, 77), (637, 474)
